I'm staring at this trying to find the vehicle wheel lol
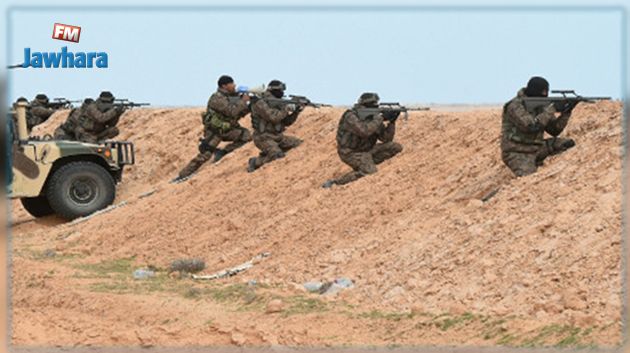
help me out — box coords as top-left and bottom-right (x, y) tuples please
(20, 196), (54, 218)
(46, 161), (116, 220)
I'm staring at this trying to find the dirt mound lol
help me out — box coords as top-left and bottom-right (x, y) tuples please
(10, 100), (623, 347)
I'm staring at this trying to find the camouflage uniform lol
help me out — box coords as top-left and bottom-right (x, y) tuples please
(248, 91), (302, 171)
(501, 88), (573, 176)
(73, 98), (125, 144)
(28, 98), (55, 132)
(53, 99), (92, 140)
(327, 93), (403, 186)
(177, 88), (251, 179)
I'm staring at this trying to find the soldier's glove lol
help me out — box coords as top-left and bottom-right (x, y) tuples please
(115, 105), (127, 114)
(382, 111), (400, 122)
(285, 104), (297, 115)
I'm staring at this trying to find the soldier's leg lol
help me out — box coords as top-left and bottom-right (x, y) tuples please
(371, 141), (403, 164)
(177, 133), (221, 179)
(177, 152), (214, 179)
(222, 127), (252, 154)
(53, 127), (74, 140)
(536, 137), (576, 165)
(75, 131), (99, 144)
(502, 151), (538, 177)
(250, 133), (283, 171)
(334, 151), (377, 186)
(278, 135), (303, 152)
(96, 126), (120, 141)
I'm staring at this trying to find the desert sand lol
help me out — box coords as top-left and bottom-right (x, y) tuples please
(9, 100), (623, 348)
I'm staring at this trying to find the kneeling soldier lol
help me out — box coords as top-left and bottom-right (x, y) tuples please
(322, 92), (403, 188)
(247, 80), (303, 173)
(73, 91), (126, 143)
(53, 98), (94, 140)
(501, 76), (575, 177)
(176, 75), (252, 181)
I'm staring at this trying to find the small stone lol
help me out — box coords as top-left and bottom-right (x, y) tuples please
(334, 277), (354, 288)
(230, 332), (247, 346)
(467, 199), (483, 208)
(133, 268), (155, 280)
(410, 303), (425, 315)
(266, 299), (283, 313)
(564, 295), (587, 311)
(543, 301), (564, 314)
(384, 286), (406, 301)
(303, 281), (323, 293)
(562, 289), (587, 311)
(43, 249), (56, 258)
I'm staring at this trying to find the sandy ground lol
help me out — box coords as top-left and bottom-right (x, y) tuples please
(8, 100), (624, 348)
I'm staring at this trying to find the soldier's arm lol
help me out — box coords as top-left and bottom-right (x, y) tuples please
(378, 121), (396, 142)
(208, 94), (249, 119)
(506, 100), (555, 133)
(545, 111), (570, 136)
(282, 110), (300, 126)
(85, 104), (120, 123)
(344, 111), (383, 138)
(252, 99), (289, 124)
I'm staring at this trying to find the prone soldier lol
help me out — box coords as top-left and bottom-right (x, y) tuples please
(175, 75), (252, 181)
(247, 80), (303, 173)
(322, 92), (403, 188)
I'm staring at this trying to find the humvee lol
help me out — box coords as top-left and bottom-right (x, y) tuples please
(9, 102), (135, 220)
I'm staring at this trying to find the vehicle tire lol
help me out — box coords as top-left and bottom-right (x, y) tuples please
(20, 196), (54, 218)
(46, 161), (116, 220)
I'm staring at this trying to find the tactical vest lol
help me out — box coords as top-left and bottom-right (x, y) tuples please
(251, 98), (286, 134)
(502, 100), (545, 145)
(336, 108), (379, 151)
(204, 95), (242, 133)
(61, 108), (81, 132)
(78, 102), (112, 132)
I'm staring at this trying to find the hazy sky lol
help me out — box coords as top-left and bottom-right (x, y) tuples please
(4, 4), (625, 106)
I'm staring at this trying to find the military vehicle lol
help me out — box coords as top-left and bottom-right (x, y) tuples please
(8, 102), (135, 220)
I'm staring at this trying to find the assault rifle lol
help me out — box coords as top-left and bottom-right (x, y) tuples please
(522, 90), (610, 114)
(357, 102), (430, 122)
(113, 99), (150, 109)
(266, 95), (331, 109)
(47, 98), (80, 109)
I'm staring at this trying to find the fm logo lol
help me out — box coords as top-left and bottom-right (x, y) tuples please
(52, 23), (81, 43)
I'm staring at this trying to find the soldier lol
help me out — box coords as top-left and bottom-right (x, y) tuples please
(27, 94), (57, 132)
(322, 92), (403, 188)
(73, 91), (126, 143)
(53, 98), (94, 140)
(501, 76), (575, 177)
(247, 80), (303, 173)
(175, 75), (251, 181)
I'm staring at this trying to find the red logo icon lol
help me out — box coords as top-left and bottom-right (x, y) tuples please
(52, 23), (81, 43)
